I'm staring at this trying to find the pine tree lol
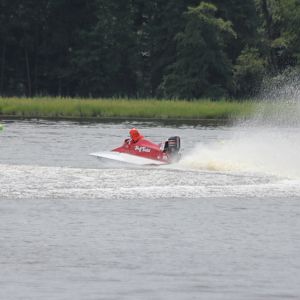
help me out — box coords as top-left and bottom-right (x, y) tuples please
(161, 2), (236, 99)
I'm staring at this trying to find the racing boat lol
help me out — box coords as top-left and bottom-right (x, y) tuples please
(90, 136), (181, 166)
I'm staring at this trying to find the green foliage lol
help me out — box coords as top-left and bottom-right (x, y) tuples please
(71, 0), (137, 97)
(278, 0), (300, 65)
(210, 0), (259, 60)
(133, 0), (189, 96)
(0, 0), (300, 99)
(256, 0), (300, 72)
(233, 47), (266, 97)
(161, 2), (236, 99)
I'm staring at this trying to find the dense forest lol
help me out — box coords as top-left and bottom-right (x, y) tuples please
(0, 0), (300, 99)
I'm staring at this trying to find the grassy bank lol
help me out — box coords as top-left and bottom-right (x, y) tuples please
(0, 97), (255, 120)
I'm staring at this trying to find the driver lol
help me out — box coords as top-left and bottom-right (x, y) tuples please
(129, 128), (144, 143)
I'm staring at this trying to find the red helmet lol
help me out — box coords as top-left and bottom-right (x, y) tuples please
(130, 128), (143, 142)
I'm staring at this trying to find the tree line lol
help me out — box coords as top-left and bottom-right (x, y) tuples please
(0, 0), (299, 99)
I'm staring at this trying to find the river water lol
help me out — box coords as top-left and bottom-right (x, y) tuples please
(0, 120), (300, 300)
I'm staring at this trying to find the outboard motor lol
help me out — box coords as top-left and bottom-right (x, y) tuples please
(164, 136), (181, 161)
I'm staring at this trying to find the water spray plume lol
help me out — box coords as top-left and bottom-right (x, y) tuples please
(181, 73), (300, 178)
(251, 70), (300, 127)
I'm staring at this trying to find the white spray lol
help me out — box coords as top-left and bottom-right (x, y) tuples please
(179, 76), (300, 178)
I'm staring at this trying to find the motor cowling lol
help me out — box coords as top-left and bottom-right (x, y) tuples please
(165, 136), (181, 161)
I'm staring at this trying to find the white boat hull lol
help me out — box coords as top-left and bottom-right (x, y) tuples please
(90, 151), (167, 166)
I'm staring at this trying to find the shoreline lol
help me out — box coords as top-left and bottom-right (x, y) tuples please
(0, 115), (233, 126)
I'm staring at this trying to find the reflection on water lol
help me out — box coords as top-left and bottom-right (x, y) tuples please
(0, 120), (300, 300)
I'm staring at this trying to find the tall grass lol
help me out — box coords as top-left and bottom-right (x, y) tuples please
(0, 97), (255, 120)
